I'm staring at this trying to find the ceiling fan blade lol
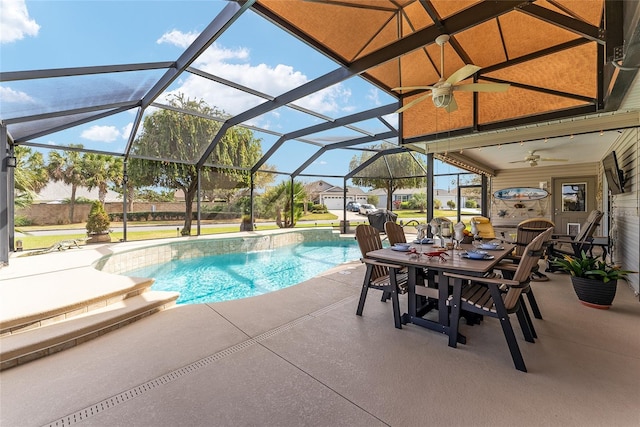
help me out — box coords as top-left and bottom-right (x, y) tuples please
(444, 95), (458, 113)
(446, 64), (481, 85)
(540, 158), (568, 162)
(508, 160), (528, 163)
(392, 85), (435, 93)
(395, 92), (433, 113)
(454, 83), (510, 93)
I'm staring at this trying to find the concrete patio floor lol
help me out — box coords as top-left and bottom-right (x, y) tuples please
(0, 238), (639, 427)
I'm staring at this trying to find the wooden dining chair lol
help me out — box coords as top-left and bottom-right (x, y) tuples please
(444, 228), (554, 372)
(497, 219), (555, 321)
(354, 224), (407, 329)
(384, 220), (407, 246)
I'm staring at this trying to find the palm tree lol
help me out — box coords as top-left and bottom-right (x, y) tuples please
(262, 180), (306, 228)
(82, 153), (123, 204)
(14, 146), (48, 208)
(47, 146), (86, 223)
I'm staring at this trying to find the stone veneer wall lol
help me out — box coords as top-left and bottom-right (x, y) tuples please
(96, 229), (345, 275)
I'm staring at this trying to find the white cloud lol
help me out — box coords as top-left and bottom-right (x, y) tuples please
(157, 30), (349, 119)
(156, 30), (198, 49)
(367, 88), (382, 106)
(81, 125), (120, 142)
(0, 85), (34, 103)
(121, 122), (133, 140)
(0, 0), (40, 44)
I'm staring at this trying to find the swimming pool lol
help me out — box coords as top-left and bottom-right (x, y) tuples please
(124, 240), (362, 305)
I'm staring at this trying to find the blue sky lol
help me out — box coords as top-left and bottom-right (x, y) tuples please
(1, 0), (462, 188)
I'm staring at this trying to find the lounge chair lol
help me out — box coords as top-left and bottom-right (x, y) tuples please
(354, 224), (407, 329)
(470, 216), (496, 240)
(444, 228), (554, 372)
(546, 210), (604, 272)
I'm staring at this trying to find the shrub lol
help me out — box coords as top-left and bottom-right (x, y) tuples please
(311, 204), (328, 213)
(86, 201), (110, 235)
(14, 216), (33, 227)
(465, 199), (478, 208)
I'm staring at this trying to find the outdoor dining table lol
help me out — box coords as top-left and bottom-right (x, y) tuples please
(366, 242), (516, 346)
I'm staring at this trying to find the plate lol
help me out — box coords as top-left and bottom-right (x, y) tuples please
(462, 254), (495, 260)
(413, 238), (434, 244)
(479, 245), (504, 250)
(391, 245), (411, 252)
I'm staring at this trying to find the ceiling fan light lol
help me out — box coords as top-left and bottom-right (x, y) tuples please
(432, 93), (452, 108)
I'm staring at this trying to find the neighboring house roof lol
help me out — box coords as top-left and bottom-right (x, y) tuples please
(304, 180), (335, 194)
(368, 187), (460, 197)
(34, 181), (122, 203)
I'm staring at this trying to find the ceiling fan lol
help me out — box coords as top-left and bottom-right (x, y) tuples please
(392, 34), (509, 113)
(509, 150), (569, 167)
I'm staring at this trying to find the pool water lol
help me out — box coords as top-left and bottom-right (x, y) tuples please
(124, 240), (362, 305)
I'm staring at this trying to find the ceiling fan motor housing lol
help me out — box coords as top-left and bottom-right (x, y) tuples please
(431, 84), (452, 108)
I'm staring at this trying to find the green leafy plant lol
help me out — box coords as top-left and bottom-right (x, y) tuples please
(86, 200), (111, 235)
(551, 251), (635, 283)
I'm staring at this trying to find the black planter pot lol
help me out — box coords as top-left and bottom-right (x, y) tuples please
(571, 276), (618, 309)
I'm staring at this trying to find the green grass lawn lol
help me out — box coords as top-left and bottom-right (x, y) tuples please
(14, 209), (478, 250)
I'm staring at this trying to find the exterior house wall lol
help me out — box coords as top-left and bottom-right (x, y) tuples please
(605, 128), (639, 294)
(490, 163), (599, 228)
(319, 193), (367, 210)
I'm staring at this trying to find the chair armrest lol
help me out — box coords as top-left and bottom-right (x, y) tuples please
(501, 254), (521, 262)
(495, 261), (518, 272)
(443, 271), (523, 287)
(550, 234), (575, 242)
(360, 258), (404, 270)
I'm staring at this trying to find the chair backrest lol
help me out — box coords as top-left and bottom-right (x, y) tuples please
(503, 227), (554, 310)
(384, 221), (406, 246)
(514, 218), (555, 256)
(574, 209), (603, 243)
(471, 216), (496, 239)
(355, 224), (387, 282)
(512, 227), (555, 283)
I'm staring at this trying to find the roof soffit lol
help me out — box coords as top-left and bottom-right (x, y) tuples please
(254, 0), (607, 142)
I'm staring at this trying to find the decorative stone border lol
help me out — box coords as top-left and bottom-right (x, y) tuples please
(95, 228), (346, 275)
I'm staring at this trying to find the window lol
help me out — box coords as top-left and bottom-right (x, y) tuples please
(562, 183), (587, 212)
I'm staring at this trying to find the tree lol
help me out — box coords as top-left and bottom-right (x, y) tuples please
(47, 145), (86, 223)
(128, 94), (264, 235)
(14, 146), (48, 208)
(410, 193), (427, 212)
(349, 146), (426, 210)
(83, 153), (123, 205)
(262, 180), (306, 228)
(86, 200), (110, 235)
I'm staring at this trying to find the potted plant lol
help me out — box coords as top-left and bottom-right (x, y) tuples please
(86, 200), (112, 243)
(551, 251), (635, 309)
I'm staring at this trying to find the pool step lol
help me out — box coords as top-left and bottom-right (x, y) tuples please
(0, 276), (155, 336)
(0, 290), (179, 371)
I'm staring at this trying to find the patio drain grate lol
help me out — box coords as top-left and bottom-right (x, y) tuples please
(44, 296), (355, 427)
